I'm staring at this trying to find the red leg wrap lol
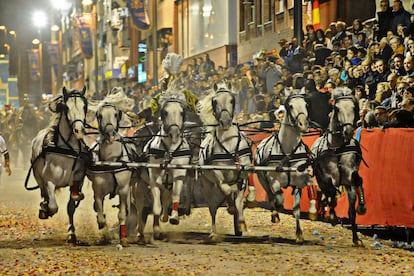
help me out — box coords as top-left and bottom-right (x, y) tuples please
(172, 201), (179, 211)
(120, 224), (127, 238)
(71, 181), (80, 196)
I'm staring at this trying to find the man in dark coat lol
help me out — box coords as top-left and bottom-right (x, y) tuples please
(377, 0), (394, 39)
(304, 79), (331, 130)
(391, 0), (411, 34)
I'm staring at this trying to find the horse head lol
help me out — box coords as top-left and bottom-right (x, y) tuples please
(212, 80), (235, 130)
(96, 102), (121, 143)
(62, 86), (88, 140)
(331, 88), (359, 144)
(284, 93), (309, 133)
(160, 99), (185, 144)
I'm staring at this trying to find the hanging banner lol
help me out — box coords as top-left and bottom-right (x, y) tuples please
(312, 0), (320, 30)
(46, 42), (59, 78)
(75, 14), (93, 59)
(129, 0), (150, 30)
(28, 49), (40, 81)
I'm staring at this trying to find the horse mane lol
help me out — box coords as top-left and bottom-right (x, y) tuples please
(158, 79), (187, 107)
(198, 80), (233, 127)
(331, 86), (353, 100)
(103, 87), (134, 112)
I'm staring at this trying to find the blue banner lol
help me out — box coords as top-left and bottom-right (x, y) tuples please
(129, 0), (150, 30)
(28, 49), (40, 81)
(75, 14), (93, 59)
(46, 42), (59, 78)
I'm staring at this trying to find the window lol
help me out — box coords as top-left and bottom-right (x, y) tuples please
(275, 0), (284, 15)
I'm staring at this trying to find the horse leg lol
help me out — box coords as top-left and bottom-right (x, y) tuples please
(118, 184), (130, 247)
(150, 185), (164, 240)
(257, 172), (278, 223)
(200, 174), (219, 239)
(93, 192), (106, 230)
(271, 179), (284, 223)
(234, 188), (246, 236)
(347, 186), (363, 246)
(293, 187), (304, 243)
(46, 181), (58, 217)
(169, 172), (185, 225)
(70, 180), (84, 201)
(132, 182), (147, 245)
(307, 184), (319, 221)
(67, 197), (77, 244)
(354, 172), (367, 215)
(38, 182), (51, 220)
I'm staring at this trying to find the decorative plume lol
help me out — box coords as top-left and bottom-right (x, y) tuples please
(162, 53), (183, 75)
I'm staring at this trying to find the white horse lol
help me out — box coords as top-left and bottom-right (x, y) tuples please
(29, 86), (90, 244)
(143, 85), (192, 239)
(87, 101), (138, 246)
(198, 80), (252, 238)
(311, 87), (367, 246)
(255, 93), (311, 243)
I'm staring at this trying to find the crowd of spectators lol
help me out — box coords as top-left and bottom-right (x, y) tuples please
(122, 0), (414, 130)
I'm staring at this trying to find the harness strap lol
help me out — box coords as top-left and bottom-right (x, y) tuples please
(206, 147), (251, 163)
(148, 147), (192, 159)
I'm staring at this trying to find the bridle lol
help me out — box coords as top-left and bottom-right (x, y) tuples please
(160, 99), (185, 134)
(283, 94), (308, 129)
(212, 88), (235, 122)
(96, 103), (121, 135)
(332, 96), (359, 131)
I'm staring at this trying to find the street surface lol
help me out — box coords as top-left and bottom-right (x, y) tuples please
(0, 166), (413, 275)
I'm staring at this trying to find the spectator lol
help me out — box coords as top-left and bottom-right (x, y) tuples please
(331, 21), (349, 47)
(374, 82), (392, 104)
(403, 56), (414, 76)
(305, 79), (331, 129)
(0, 135), (11, 176)
(393, 54), (407, 76)
(391, 0), (411, 35)
(378, 37), (393, 64)
(377, 0), (393, 40)
(314, 28), (330, 47)
(373, 105), (389, 127)
(390, 36), (406, 61)
(386, 97), (414, 128)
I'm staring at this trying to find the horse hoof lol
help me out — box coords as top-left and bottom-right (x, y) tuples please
(154, 233), (166, 241)
(296, 236), (304, 244)
(160, 215), (169, 223)
(71, 193), (84, 201)
(38, 209), (49, 220)
(271, 213), (280, 223)
(308, 212), (318, 221)
(227, 206), (237, 215)
(239, 222), (247, 232)
(246, 200), (256, 209)
(67, 234), (77, 244)
(169, 217), (179, 225)
(357, 204), (367, 215)
(120, 238), (129, 247)
(137, 236), (146, 245)
(183, 208), (191, 216)
(353, 239), (364, 247)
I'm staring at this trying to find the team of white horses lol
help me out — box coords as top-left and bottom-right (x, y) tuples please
(25, 80), (367, 247)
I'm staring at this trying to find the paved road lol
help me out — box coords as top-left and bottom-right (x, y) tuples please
(0, 167), (413, 275)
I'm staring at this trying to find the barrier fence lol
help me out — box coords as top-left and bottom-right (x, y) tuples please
(249, 128), (414, 228)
